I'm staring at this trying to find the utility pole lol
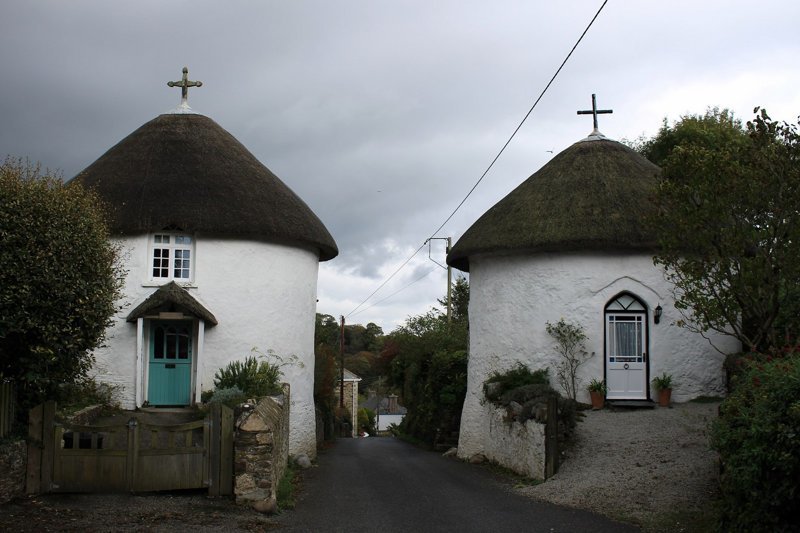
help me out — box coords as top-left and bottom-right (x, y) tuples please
(427, 237), (453, 322)
(446, 237), (452, 323)
(339, 315), (345, 408)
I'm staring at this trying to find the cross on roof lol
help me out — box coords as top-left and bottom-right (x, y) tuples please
(577, 93), (612, 135)
(167, 67), (203, 106)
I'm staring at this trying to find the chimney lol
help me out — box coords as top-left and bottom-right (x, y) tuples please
(388, 394), (398, 414)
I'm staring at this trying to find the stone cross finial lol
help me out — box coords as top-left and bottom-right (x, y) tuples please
(577, 94), (612, 135)
(167, 67), (203, 106)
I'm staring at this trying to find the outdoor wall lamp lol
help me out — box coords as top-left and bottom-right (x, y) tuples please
(654, 305), (663, 324)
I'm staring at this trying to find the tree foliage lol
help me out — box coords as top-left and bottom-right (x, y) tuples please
(388, 276), (469, 446)
(643, 108), (800, 352)
(0, 158), (123, 414)
(711, 351), (800, 531)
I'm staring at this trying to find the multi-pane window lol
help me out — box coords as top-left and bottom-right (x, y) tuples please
(152, 324), (191, 360)
(151, 234), (193, 281)
(607, 315), (644, 363)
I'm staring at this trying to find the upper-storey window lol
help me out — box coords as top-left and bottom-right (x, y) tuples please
(151, 234), (193, 281)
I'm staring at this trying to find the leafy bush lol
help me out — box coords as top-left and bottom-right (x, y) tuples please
(483, 364), (549, 402)
(206, 386), (247, 409)
(483, 365), (579, 446)
(357, 407), (376, 435)
(498, 383), (555, 407)
(0, 158), (123, 422)
(711, 352), (800, 531)
(213, 353), (285, 398)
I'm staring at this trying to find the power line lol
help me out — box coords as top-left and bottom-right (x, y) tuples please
(427, 0), (609, 239)
(345, 243), (426, 317)
(345, 0), (609, 318)
(349, 267), (436, 319)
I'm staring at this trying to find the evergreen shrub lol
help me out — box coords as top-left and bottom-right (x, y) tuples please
(483, 365), (578, 441)
(207, 386), (246, 408)
(711, 352), (800, 531)
(483, 364), (549, 402)
(357, 407), (376, 435)
(213, 354), (283, 398)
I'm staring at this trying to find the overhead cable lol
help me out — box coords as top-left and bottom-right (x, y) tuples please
(345, 0), (609, 318)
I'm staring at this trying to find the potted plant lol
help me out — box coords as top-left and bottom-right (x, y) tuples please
(587, 378), (606, 410)
(652, 372), (673, 407)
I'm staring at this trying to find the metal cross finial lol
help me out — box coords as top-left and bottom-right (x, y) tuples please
(167, 67), (203, 106)
(577, 94), (613, 135)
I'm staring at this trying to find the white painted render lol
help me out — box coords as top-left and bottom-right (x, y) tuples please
(457, 251), (740, 460)
(483, 404), (545, 479)
(376, 414), (404, 432)
(92, 234), (321, 458)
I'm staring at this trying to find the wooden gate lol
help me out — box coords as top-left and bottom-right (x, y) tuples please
(26, 402), (233, 495)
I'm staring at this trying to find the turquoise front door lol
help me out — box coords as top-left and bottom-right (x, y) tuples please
(148, 321), (193, 406)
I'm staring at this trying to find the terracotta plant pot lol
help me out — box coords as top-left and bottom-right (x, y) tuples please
(589, 390), (605, 410)
(658, 388), (672, 407)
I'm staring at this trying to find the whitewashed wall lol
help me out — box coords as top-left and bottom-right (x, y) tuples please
(92, 234), (320, 458)
(483, 404), (545, 479)
(457, 251), (740, 460)
(376, 414), (404, 431)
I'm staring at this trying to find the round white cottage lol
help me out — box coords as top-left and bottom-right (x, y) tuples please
(447, 132), (739, 461)
(72, 106), (337, 459)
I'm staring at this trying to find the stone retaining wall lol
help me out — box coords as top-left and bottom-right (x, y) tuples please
(234, 384), (290, 511)
(482, 403), (546, 479)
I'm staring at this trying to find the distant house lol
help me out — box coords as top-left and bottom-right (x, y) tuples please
(361, 392), (406, 432)
(70, 70), (338, 458)
(447, 120), (739, 464)
(335, 369), (362, 437)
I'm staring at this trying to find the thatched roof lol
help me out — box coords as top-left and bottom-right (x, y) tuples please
(447, 137), (661, 272)
(126, 281), (218, 325)
(72, 113), (338, 261)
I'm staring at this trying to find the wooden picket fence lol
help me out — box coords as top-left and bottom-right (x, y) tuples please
(0, 380), (14, 438)
(26, 401), (233, 495)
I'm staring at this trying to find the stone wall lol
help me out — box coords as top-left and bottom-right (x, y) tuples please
(463, 403), (546, 480)
(234, 384), (290, 511)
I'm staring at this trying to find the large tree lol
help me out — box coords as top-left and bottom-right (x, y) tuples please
(0, 158), (123, 412)
(642, 109), (800, 352)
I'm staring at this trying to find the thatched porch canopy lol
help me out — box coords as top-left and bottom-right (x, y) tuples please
(126, 281), (218, 325)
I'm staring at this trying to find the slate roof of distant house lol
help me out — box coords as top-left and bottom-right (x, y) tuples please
(361, 395), (407, 415)
(342, 369), (362, 381)
(447, 135), (661, 271)
(71, 112), (338, 261)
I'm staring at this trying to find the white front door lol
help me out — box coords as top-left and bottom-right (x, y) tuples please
(605, 294), (648, 400)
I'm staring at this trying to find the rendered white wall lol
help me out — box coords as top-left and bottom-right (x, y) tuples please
(376, 414), (404, 432)
(92, 234), (321, 458)
(457, 252), (740, 460)
(483, 403), (545, 479)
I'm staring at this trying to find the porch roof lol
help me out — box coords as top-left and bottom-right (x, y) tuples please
(126, 281), (218, 326)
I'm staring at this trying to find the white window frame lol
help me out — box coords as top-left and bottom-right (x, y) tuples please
(149, 233), (195, 282)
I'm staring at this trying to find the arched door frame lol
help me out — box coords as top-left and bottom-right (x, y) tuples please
(603, 291), (650, 401)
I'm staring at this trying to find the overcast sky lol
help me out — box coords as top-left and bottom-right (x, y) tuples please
(2, 1), (799, 332)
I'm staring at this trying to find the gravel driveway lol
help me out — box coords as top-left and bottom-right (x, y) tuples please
(520, 401), (721, 531)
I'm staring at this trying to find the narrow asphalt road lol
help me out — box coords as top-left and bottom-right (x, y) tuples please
(275, 437), (638, 532)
